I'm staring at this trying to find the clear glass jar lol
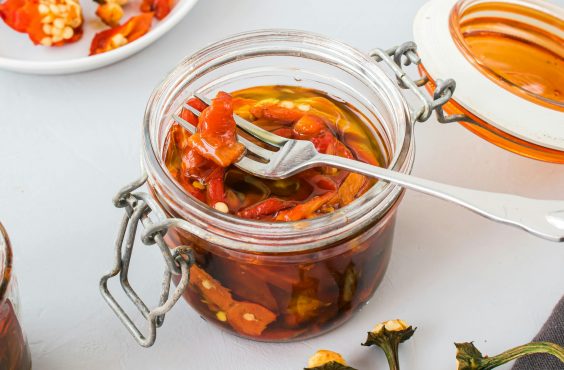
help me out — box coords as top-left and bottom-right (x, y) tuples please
(140, 30), (415, 341)
(0, 224), (31, 370)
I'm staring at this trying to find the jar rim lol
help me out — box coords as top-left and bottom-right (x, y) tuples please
(142, 29), (415, 254)
(0, 223), (13, 303)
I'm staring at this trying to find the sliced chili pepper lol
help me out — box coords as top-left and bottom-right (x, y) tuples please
(89, 13), (152, 55)
(213, 262), (279, 313)
(232, 97), (258, 121)
(188, 91), (245, 167)
(293, 114), (327, 140)
(1, 0), (83, 46)
(251, 101), (305, 123)
(206, 169), (226, 205)
(180, 97), (208, 126)
(237, 198), (295, 219)
(271, 127), (294, 138)
(189, 265), (234, 311)
(140, 0), (172, 20)
(338, 172), (366, 206)
(95, 1), (123, 27)
(226, 302), (277, 337)
(0, 0), (30, 32)
(275, 191), (336, 222)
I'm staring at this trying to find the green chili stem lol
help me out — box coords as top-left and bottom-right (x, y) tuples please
(485, 342), (564, 369)
(380, 342), (400, 370)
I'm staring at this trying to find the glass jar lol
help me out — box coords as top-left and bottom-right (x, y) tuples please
(0, 224), (31, 370)
(101, 30), (435, 347)
(144, 30), (415, 342)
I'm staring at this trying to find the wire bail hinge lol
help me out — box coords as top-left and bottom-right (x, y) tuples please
(370, 41), (474, 124)
(100, 172), (194, 347)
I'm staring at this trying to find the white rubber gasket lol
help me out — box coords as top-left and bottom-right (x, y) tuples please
(413, 0), (564, 151)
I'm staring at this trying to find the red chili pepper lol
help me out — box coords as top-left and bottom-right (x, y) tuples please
(206, 169), (226, 205)
(1, 0), (83, 46)
(293, 114), (327, 139)
(275, 191), (336, 222)
(89, 13), (152, 55)
(140, 0), (172, 20)
(0, 0), (30, 32)
(180, 97), (208, 126)
(251, 102), (305, 123)
(237, 198), (295, 219)
(188, 92), (245, 167)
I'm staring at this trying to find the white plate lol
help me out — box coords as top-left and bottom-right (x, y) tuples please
(0, 0), (199, 74)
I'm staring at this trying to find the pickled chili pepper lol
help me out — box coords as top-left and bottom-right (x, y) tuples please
(190, 265), (277, 336)
(226, 302), (277, 337)
(275, 191), (336, 221)
(188, 91), (245, 167)
(237, 198), (296, 219)
(338, 173), (366, 206)
(140, 0), (172, 20)
(164, 86), (385, 222)
(189, 265), (234, 311)
(0, 0), (83, 46)
(89, 12), (152, 55)
(251, 100), (306, 122)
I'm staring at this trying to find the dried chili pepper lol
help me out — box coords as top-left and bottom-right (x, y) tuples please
(89, 13), (152, 55)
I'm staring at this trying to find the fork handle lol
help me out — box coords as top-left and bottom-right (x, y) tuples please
(314, 154), (564, 242)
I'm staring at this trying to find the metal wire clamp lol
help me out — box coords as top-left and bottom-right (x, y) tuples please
(370, 41), (475, 124)
(99, 172), (194, 348)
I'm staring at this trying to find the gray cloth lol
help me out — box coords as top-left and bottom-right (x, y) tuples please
(512, 296), (564, 370)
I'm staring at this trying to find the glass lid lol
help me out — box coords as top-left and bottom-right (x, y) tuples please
(414, 0), (564, 161)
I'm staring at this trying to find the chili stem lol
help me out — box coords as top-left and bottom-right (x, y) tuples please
(485, 342), (564, 369)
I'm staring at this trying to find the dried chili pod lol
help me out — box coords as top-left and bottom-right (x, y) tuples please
(362, 319), (416, 370)
(455, 341), (564, 370)
(305, 350), (357, 370)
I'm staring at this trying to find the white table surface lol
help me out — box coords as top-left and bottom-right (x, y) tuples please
(1, 0), (563, 369)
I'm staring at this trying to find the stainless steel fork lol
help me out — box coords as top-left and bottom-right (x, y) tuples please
(171, 94), (564, 242)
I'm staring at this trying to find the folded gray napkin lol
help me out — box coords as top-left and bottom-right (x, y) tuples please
(512, 295), (564, 370)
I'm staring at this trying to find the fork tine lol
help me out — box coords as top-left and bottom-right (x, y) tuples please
(179, 104), (274, 161)
(194, 93), (288, 147)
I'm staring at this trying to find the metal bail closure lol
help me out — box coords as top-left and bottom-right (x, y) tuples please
(100, 172), (194, 347)
(370, 41), (475, 125)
